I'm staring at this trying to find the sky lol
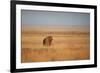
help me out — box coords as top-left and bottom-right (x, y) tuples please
(21, 10), (90, 28)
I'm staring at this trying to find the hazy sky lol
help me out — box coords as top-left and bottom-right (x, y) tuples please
(21, 10), (90, 27)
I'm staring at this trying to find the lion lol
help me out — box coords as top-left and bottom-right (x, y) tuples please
(43, 36), (53, 46)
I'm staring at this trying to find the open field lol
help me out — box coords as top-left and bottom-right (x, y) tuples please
(21, 29), (90, 63)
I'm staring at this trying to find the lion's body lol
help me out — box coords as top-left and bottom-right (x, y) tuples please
(43, 36), (53, 46)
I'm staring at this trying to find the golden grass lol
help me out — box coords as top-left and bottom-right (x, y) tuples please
(21, 30), (90, 63)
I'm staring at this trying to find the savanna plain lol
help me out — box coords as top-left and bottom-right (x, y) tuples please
(21, 27), (90, 63)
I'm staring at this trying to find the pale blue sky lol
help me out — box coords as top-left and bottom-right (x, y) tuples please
(21, 10), (90, 27)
